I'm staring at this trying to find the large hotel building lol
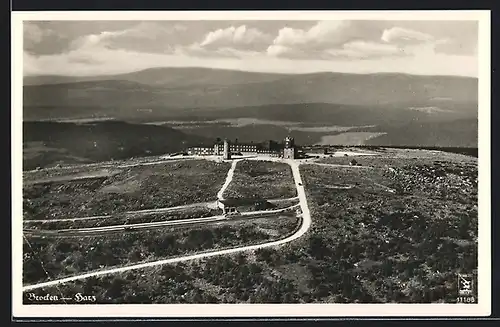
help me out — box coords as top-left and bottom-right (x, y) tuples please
(187, 137), (297, 159)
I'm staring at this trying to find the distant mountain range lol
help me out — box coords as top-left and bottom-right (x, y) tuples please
(22, 67), (478, 161)
(24, 67), (477, 115)
(24, 67), (290, 87)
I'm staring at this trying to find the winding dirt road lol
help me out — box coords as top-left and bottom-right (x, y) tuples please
(22, 158), (311, 292)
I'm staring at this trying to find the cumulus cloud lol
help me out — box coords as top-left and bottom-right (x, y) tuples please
(267, 20), (404, 60)
(381, 27), (435, 45)
(68, 22), (188, 54)
(69, 31), (122, 50)
(266, 21), (459, 61)
(172, 24), (273, 59)
(271, 21), (376, 49)
(198, 25), (272, 51)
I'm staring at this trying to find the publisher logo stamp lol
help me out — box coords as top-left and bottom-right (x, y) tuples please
(456, 273), (475, 303)
(458, 274), (473, 296)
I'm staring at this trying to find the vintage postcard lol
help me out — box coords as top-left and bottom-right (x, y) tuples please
(12, 10), (491, 318)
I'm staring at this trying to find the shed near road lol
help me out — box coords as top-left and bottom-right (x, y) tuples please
(217, 198), (272, 214)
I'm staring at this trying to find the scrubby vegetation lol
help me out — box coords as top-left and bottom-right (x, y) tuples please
(24, 207), (221, 231)
(24, 250), (302, 304)
(317, 149), (477, 168)
(23, 160), (230, 220)
(268, 199), (300, 210)
(223, 160), (297, 199)
(234, 157), (477, 304)
(23, 215), (300, 288)
(54, 153), (477, 304)
(22, 150), (478, 304)
(171, 157), (476, 304)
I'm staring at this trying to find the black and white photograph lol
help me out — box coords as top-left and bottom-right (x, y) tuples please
(12, 10), (491, 318)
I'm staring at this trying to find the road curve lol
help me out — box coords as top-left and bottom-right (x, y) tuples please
(22, 160), (311, 292)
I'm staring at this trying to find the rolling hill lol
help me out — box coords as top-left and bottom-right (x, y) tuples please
(23, 67), (478, 121)
(23, 67), (290, 87)
(23, 121), (211, 170)
(22, 67), (479, 150)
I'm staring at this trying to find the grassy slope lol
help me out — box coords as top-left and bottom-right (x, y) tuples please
(223, 160), (297, 200)
(23, 160), (230, 219)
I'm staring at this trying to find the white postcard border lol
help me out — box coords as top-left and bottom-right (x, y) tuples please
(11, 10), (491, 318)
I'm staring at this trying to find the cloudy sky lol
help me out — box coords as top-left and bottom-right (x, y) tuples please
(23, 20), (478, 77)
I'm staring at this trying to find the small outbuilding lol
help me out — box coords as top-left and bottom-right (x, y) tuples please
(217, 198), (272, 214)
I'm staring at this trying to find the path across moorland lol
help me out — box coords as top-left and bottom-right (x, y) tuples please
(25, 204), (300, 236)
(22, 157), (312, 292)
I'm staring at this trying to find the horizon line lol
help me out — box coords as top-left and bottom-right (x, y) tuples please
(23, 66), (478, 79)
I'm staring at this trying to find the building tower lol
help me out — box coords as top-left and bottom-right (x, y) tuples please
(283, 136), (296, 159)
(223, 139), (231, 160)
